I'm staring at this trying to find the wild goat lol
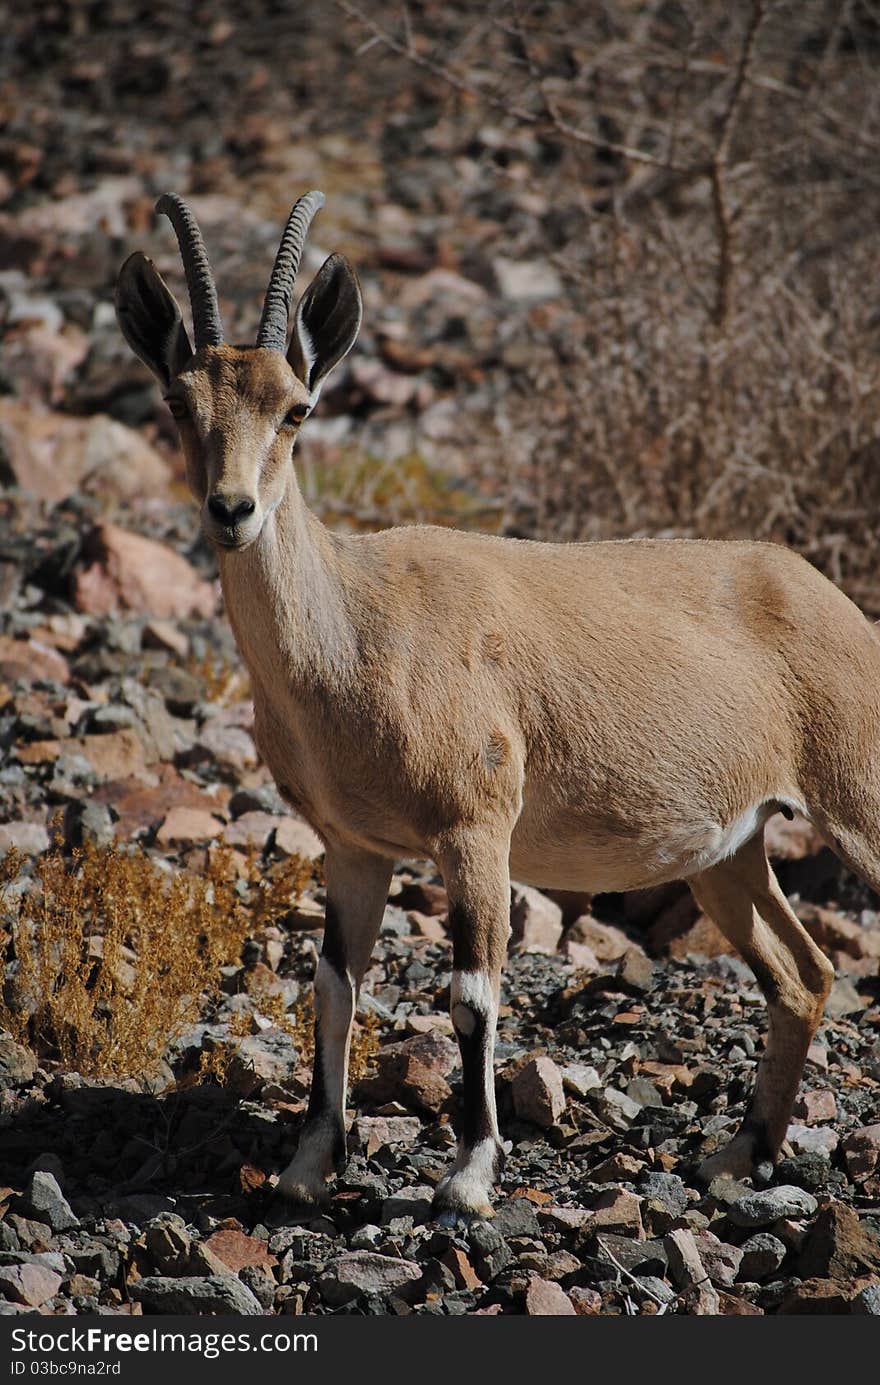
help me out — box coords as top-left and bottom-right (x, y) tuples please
(116, 191), (877, 1225)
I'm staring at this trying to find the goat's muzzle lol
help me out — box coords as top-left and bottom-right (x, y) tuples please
(205, 492), (259, 548)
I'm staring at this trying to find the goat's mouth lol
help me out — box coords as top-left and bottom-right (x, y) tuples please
(205, 523), (261, 552)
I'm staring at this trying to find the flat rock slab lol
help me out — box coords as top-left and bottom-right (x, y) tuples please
(131, 1275), (262, 1315)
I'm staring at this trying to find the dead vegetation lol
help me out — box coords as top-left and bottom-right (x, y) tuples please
(339, 0), (880, 612)
(0, 841), (322, 1083)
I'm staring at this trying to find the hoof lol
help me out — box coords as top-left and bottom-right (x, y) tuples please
(697, 1126), (775, 1185)
(276, 1166), (330, 1207)
(430, 1138), (502, 1224)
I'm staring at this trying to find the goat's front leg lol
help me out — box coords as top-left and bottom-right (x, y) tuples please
(432, 838), (510, 1225)
(278, 844), (392, 1205)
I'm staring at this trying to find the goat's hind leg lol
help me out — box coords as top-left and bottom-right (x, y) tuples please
(278, 845), (392, 1204)
(432, 836), (510, 1226)
(689, 833), (833, 1184)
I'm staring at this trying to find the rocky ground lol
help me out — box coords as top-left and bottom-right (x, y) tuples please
(0, 528), (879, 1316)
(1, 1), (880, 1319)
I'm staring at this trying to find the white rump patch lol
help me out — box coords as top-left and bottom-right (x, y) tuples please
(675, 798), (807, 874)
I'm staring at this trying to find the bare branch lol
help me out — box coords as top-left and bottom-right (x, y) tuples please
(709, 0), (766, 328)
(335, 0), (691, 174)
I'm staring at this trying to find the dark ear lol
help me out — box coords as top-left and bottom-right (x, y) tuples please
(287, 253), (362, 405)
(115, 252), (193, 385)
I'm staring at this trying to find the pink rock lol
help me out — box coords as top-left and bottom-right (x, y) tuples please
(564, 915), (631, 961)
(17, 729), (152, 784)
(223, 811), (280, 849)
(512, 1056), (566, 1128)
(0, 1262), (62, 1307)
(202, 1229), (275, 1273)
(569, 1286), (603, 1314)
(0, 633), (69, 685)
(354, 1116), (422, 1157)
(589, 1187), (645, 1238)
(562, 939), (600, 971)
(525, 1275), (576, 1315)
(0, 821), (50, 856)
(0, 401), (170, 503)
(73, 523), (216, 620)
(274, 816), (324, 860)
(843, 1124), (880, 1181)
(764, 810), (825, 861)
(198, 722), (258, 773)
(407, 910), (447, 942)
(381, 1030), (460, 1078)
(156, 807), (223, 847)
(509, 883), (563, 954)
(793, 1088), (837, 1124)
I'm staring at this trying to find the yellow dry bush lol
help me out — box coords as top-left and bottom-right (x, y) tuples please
(349, 1009), (381, 1083)
(271, 990), (379, 1083)
(245, 853), (316, 929)
(0, 841), (247, 1079)
(182, 651), (250, 706)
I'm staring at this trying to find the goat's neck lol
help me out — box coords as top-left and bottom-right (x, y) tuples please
(217, 476), (357, 703)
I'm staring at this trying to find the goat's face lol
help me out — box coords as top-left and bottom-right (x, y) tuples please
(166, 346), (310, 550)
(115, 191), (363, 552)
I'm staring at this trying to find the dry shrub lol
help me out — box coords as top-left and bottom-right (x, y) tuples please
(183, 651), (251, 706)
(349, 1008), (381, 1083)
(245, 980), (382, 1082)
(0, 842), (247, 1079)
(490, 232), (880, 612)
(245, 853), (317, 929)
(341, 1), (880, 613)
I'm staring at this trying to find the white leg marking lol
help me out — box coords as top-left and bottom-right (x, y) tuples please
(451, 969), (495, 1011)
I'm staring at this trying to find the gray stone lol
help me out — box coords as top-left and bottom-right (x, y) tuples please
(467, 1219), (513, 1278)
(239, 1264), (276, 1309)
(18, 1171), (79, 1232)
(590, 1086), (642, 1130)
(143, 1213), (191, 1275)
(852, 1284), (880, 1315)
(0, 822), (50, 857)
(62, 799), (116, 849)
(0, 1033), (36, 1089)
(131, 1274), (262, 1315)
(229, 785), (286, 817)
(493, 1198), (541, 1240)
(824, 977), (866, 1018)
(728, 1186), (818, 1228)
(560, 1063), (601, 1097)
(639, 1173), (689, 1218)
(380, 1187), (433, 1225)
(739, 1233), (787, 1281)
(785, 1124), (838, 1157)
(317, 1251), (422, 1306)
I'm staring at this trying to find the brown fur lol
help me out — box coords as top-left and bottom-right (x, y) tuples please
(118, 284), (880, 1219)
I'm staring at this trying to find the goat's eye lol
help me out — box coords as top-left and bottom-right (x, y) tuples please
(281, 406), (308, 429)
(166, 397), (188, 420)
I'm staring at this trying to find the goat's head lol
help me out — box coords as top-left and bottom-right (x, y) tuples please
(115, 192), (361, 550)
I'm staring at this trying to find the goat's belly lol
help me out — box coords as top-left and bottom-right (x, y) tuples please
(509, 799), (779, 893)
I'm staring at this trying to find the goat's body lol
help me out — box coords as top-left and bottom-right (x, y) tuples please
(223, 516), (880, 894)
(118, 197), (879, 1222)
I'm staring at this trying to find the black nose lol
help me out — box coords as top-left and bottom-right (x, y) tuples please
(208, 494), (256, 527)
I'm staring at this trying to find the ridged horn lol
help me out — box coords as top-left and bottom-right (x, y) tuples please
(154, 194), (223, 349)
(256, 190), (326, 351)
